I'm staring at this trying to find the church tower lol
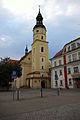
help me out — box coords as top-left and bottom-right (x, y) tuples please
(31, 7), (50, 88)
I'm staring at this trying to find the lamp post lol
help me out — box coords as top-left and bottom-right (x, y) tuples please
(41, 86), (43, 97)
(55, 74), (60, 96)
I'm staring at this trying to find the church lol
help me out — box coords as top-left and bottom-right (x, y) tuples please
(19, 8), (50, 88)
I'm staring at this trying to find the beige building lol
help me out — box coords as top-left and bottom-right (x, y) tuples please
(51, 37), (80, 89)
(19, 8), (50, 88)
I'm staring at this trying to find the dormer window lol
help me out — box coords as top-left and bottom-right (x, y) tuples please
(68, 46), (70, 51)
(77, 42), (80, 47)
(71, 43), (76, 50)
(54, 61), (56, 67)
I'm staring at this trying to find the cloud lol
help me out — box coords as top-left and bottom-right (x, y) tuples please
(1, 0), (45, 20)
(0, 35), (13, 46)
(0, 0), (80, 25)
(0, 0), (80, 59)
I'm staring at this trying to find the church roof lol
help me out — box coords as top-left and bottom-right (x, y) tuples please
(19, 50), (32, 62)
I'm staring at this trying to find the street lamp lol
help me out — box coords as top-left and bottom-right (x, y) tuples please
(55, 74), (60, 96)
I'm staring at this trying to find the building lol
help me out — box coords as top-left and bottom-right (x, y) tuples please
(19, 8), (50, 88)
(50, 37), (80, 89)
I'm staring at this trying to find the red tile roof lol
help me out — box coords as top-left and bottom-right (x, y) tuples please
(8, 59), (19, 64)
(53, 49), (63, 58)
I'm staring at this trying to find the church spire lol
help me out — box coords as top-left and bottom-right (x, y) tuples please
(33, 6), (46, 30)
(25, 45), (28, 55)
(36, 5), (43, 25)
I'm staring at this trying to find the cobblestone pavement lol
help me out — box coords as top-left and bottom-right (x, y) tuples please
(0, 89), (80, 120)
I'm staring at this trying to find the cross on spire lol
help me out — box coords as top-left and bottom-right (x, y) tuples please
(39, 5), (40, 12)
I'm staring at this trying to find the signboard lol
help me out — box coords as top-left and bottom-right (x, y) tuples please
(12, 71), (17, 79)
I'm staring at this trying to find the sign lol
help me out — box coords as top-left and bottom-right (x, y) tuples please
(12, 71), (17, 79)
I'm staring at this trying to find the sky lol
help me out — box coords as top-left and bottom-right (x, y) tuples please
(0, 0), (80, 60)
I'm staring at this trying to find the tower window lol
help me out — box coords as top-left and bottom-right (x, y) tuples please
(28, 58), (30, 60)
(41, 36), (43, 39)
(36, 30), (39, 32)
(41, 47), (44, 52)
(42, 58), (43, 62)
(42, 66), (43, 69)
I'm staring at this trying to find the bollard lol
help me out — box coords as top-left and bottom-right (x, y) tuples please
(41, 87), (43, 98)
(17, 89), (19, 100)
(13, 88), (15, 101)
(57, 88), (60, 96)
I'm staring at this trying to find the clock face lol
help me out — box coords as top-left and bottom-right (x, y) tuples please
(41, 28), (44, 33)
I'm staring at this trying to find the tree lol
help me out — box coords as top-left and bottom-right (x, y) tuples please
(0, 57), (22, 89)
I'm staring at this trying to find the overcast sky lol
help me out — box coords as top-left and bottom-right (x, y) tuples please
(0, 0), (80, 60)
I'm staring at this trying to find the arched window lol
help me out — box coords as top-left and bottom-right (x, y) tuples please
(41, 36), (43, 39)
(42, 66), (43, 69)
(42, 58), (43, 62)
(41, 47), (44, 52)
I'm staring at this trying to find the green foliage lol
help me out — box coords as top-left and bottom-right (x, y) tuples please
(0, 57), (22, 88)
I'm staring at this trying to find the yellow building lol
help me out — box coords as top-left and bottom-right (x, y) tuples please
(20, 8), (50, 88)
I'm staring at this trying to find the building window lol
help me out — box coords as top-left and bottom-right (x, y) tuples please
(59, 70), (62, 76)
(60, 80), (63, 86)
(77, 42), (80, 47)
(42, 66), (43, 69)
(34, 80), (37, 83)
(72, 53), (77, 61)
(73, 67), (79, 73)
(69, 78), (72, 86)
(42, 58), (43, 62)
(55, 71), (58, 80)
(68, 68), (71, 74)
(68, 55), (71, 62)
(41, 47), (44, 52)
(78, 52), (80, 59)
(41, 36), (43, 39)
(71, 43), (76, 50)
(55, 81), (58, 86)
(68, 46), (70, 51)
(54, 61), (56, 67)
(59, 60), (62, 65)
(55, 71), (57, 75)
